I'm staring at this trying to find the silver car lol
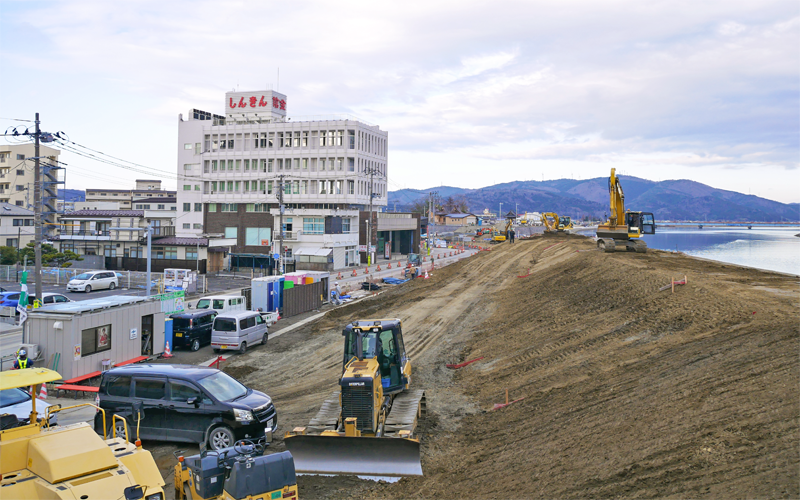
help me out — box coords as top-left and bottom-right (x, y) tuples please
(0, 387), (58, 427)
(66, 271), (119, 293)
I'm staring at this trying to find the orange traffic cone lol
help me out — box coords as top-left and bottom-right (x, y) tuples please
(364, 267), (370, 274)
(377, 265), (382, 271)
(352, 269), (357, 276)
(337, 272), (343, 279)
(38, 383), (48, 400)
(424, 271), (430, 279)
(164, 341), (173, 358)
(388, 263), (392, 269)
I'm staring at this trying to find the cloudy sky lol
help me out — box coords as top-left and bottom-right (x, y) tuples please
(1, 0), (798, 202)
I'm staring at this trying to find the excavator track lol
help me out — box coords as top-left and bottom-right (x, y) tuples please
(306, 391), (341, 434)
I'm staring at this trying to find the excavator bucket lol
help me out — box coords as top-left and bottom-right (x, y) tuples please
(284, 434), (422, 476)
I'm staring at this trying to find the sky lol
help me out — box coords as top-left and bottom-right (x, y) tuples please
(1, 0), (798, 203)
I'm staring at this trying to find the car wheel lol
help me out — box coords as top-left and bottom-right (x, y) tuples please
(261, 333), (268, 346)
(191, 339), (200, 352)
(109, 418), (129, 441)
(213, 348), (220, 354)
(85, 285), (92, 293)
(109, 282), (116, 290)
(239, 342), (247, 354)
(208, 426), (234, 450)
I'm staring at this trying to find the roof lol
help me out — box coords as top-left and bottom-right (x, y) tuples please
(151, 237), (208, 246)
(63, 210), (144, 217)
(0, 202), (33, 216)
(131, 197), (176, 203)
(170, 309), (216, 319)
(86, 189), (131, 193)
(29, 295), (150, 315)
(294, 248), (332, 256)
(445, 213), (475, 218)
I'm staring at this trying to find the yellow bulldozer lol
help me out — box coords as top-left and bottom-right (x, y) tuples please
(285, 319), (426, 476)
(0, 368), (165, 500)
(596, 168), (656, 253)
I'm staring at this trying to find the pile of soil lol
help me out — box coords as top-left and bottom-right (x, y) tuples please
(220, 234), (799, 499)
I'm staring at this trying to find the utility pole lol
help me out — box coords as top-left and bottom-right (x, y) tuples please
(368, 167), (374, 265)
(277, 175), (285, 274)
(33, 113), (42, 301)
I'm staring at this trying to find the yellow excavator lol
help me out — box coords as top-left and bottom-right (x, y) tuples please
(285, 319), (426, 476)
(0, 368), (165, 500)
(541, 213), (573, 233)
(596, 168), (656, 253)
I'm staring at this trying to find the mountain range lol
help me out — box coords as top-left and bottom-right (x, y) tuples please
(388, 177), (799, 222)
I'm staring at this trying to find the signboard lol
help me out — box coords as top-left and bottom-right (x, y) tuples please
(369, 245), (376, 253)
(97, 326), (110, 349)
(130, 328), (138, 340)
(74, 344), (81, 361)
(384, 241), (391, 259)
(358, 245), (367, 252)
(261, 239), (270, 246)
(154, 291), (186, 315)
(225, 91), (287, 116)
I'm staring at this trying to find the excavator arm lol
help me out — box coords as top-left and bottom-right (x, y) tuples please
(608, 168), (625, 226)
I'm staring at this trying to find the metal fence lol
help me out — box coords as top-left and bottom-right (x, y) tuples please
(0, 266), (209, 295)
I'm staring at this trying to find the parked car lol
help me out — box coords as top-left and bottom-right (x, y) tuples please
(93, 364), (277, 450)
(29, 293), (73, 306)
(211, 311), (269, 354)
(170, 310), (217, 351)
(1, 386), (58, 427)
(193, 295), (246, 315)
(66, 271), (119, 292)
(0, 291), (22, 309)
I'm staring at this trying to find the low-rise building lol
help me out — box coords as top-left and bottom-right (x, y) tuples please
(0, 202), (34, 249)
(85, 180), (176, 210)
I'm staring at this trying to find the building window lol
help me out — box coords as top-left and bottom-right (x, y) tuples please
(235, 159), (241, 171)
(293, 159), (300, 170)
(194, 185), (200, 191)
(183, 223), (190, 229)
(184, 143), (193, 150)
(16, 154), (25, 160)
(6, 238), (18, 247)
(193, 223), (203, 230)
(302, 158), (308, 170)
(186, 248), (198, 260)
(183, 185), (191, 190)
(245, 228), (271, 246)
(183, 164), (192, 170)
(16, 169), (24, 176)
(348, 180), (354, 194)
(348, 130), (355, 149)
(224, 227), (238, 239)
(343, 218), (351, 233)
(158, 204), (165, 210)
(303, 217), (324, 235)
(81, 325), (111, 356)
(212, 160), (218, 171)
(195, 143), (201, 154)
(16, 185), (24, 191)
(220, 203), (237, 212)
(165, 247), (178, 259)
(15, 201), (22, 206)
(348, 158), (355, 171)
(302, 132), (308, 147)
(208, 203), (217, 212)
(104, 245), (116, 257)
(183, 203), (191, 212)
(194, 203), (202, 212)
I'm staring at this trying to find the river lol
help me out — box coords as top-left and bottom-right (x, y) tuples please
(640, 226), (800, 275)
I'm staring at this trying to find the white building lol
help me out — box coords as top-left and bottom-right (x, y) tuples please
(176, 89), (388, 270)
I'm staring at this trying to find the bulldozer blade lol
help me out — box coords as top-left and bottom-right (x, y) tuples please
(284, 434), (422, 476)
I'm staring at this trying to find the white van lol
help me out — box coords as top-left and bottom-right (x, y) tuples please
(211, 311), (268, 354)
(194, 295), (246, 315)
(66, 271), (119, 293)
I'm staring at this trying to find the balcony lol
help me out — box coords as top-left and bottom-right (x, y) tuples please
(59, 229), (112, 241)
(151, 226), (175, 237)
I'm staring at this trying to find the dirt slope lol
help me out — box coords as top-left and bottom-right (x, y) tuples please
(223, 235), (799, 499)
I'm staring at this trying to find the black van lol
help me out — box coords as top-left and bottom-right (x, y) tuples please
(170, 310), (217, 351)
(94, 364), (277, 450)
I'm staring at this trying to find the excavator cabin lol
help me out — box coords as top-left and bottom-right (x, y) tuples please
(342, 319), (410, 395)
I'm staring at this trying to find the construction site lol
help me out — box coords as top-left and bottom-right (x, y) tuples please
(189, 233), (800, 499)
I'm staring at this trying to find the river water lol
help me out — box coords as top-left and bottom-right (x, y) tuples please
(639, 226), (800, 275)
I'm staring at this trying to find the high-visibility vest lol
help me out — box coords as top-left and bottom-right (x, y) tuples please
(17, 357), (28, 369)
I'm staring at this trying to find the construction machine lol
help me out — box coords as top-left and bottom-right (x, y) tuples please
(558, 216), (574, 231)
(285, 319), (426, 477)
(174, 440), (298, 500)
(0, 368), (165, 500)
(596, 168), (656, 253)
(541, 213), (573, 233)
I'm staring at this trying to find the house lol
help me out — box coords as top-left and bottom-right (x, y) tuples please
(0, 202), (34, 249)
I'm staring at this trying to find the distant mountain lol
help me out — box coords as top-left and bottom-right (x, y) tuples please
(388, 177), (799, 222)
(61, 189), (84, 202)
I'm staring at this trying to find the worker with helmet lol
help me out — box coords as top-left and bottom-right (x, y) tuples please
(12, 348), (33, 369)
(331, 281), (343, 305)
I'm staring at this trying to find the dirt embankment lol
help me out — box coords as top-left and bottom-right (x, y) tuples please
(222, 235), (799, 499)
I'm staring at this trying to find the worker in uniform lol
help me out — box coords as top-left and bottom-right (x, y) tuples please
(510, 228), (516, 243)
(331, 281), (343, 305)
(13, 349), (33, 369)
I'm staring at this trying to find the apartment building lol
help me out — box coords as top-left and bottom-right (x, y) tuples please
(55, 209), (208, 273)
(176, 89), (389, 270)
(0, 143), (61, 210)
(85, 180), (176, 210)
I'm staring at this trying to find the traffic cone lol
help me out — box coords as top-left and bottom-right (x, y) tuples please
(424, 271), (430, 279)
(377, 265), (382, 271)
(163, 341), (173, 358)
(337, 272), (343, 279)
(388, 263), (392, 269)
(38, 383), (48, 400)
(364, 267), (370, 274)
(352, 269), (357, 276)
